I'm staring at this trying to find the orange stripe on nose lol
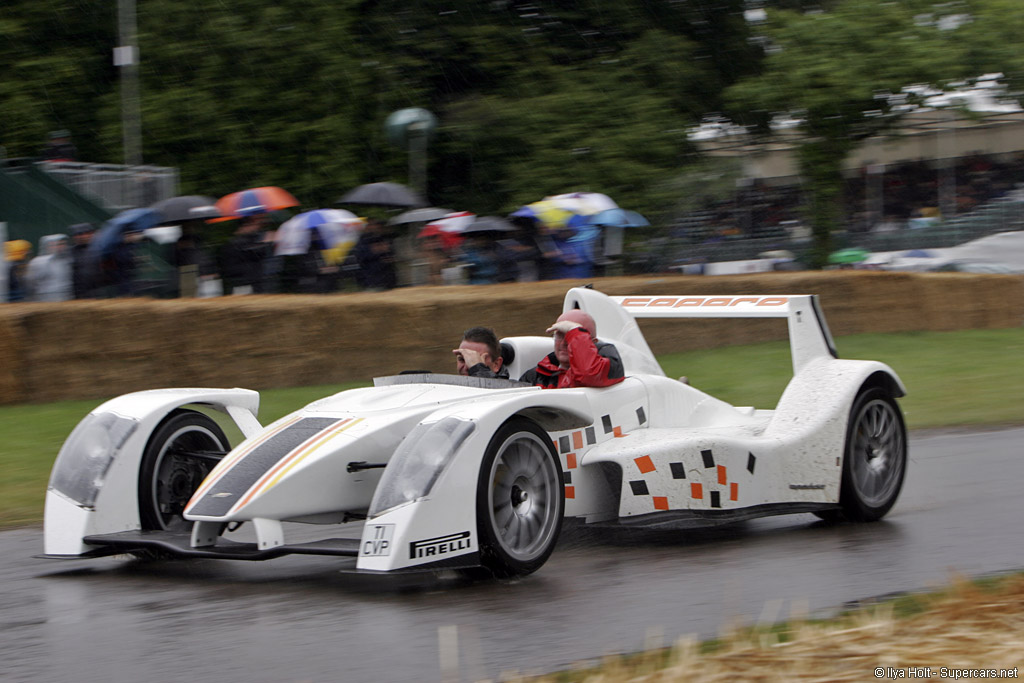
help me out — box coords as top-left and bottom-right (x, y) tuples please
(565, 486), (575, 499)
(718, 465), (727, 485)
(188, 414), (303, 507)
(566, 453), (577, 469)
(691, 483), (703, 499)
(653, 496), (669, 511)
(730, 482), (739, 501)
(572, 431), (584, 450)
(233, 418), (359, 511)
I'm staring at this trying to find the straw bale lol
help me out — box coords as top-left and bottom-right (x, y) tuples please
(0, 308), (26, 404)
(2, 272), (1022, 404)
(916, 272), (1024, 330)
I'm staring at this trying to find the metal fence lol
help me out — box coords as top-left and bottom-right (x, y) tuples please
(37, 161), (179, 212)
(626, 187), (1024, 273)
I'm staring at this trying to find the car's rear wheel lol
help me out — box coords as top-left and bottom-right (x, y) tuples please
(476, 418), (564, 578)
(819, 387), (906, 522)
(138, 409), (229, 532)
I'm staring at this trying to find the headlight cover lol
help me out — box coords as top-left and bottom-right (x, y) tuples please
(48, 412), (138, 507)
(368, 416), (475, 517)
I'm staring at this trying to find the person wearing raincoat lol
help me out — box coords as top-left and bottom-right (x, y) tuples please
(69, 223), (97, 299)
(548, 227), (594, 279)
(4, 240), (33, 302)
(26, 234), (73, 301)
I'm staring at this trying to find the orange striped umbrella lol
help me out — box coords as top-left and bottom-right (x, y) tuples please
(212, 186), (300, 221)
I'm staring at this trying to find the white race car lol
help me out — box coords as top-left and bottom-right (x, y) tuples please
(43, 287), (907, 578)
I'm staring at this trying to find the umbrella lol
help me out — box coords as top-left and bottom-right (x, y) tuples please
(419, 211), (473, 247)
(275, 209), (362, 257)
(511, 201), (590, 230)
(587, 208), (650, 228)
(337, 182), (426, 208)
(213, 186), (300, 221)
(388, 207), (453, 225)
(419, 211), (475, 250)
(420, 211), (475, 236)
(544, 192), (619, 215)
(461, 216), (515, 235)
(149, 195), (221, 223)
(87, 208), (163, 257)
(828, 247), (871, 265)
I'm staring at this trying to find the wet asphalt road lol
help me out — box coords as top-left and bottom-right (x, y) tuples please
(2, 426), (1022, 683)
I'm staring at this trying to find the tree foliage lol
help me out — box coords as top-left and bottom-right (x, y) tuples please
(6, 0), (1024, 267)
(1, 0), (759, 218)
(726, 0), (1024, 265)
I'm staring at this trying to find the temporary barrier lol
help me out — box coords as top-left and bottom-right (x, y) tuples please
(0, 271), (1021, 404)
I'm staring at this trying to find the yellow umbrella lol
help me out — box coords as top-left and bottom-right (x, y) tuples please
(525, 200), (578, 229)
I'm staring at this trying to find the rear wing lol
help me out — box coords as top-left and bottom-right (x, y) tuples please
(563, 288), (837, 375)
(613, 294), (837, 375)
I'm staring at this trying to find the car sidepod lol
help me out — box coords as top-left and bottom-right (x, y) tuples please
(581, 359), (905, 523)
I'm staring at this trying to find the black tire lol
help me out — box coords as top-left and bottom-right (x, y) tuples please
(826, 386), (907, 522)
(476, 418), (564, 578)
(138, 409), (229, 532)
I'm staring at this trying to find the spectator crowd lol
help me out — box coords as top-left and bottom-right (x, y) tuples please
(3, 210), (614, 302)
(669, 151), (1024, 246)
(11, 133), (1024, 302)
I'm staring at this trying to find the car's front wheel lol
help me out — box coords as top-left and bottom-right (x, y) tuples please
(823, 386), (907, 522)
(476, 418), (564, 578)
(138, 409), (229, 532)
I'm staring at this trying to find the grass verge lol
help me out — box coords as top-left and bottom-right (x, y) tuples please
(3, 327), (1023, 529)
(503, 571), (1024, 682)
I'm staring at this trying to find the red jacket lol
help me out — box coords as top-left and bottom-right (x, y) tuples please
(519, 327), (625, 389)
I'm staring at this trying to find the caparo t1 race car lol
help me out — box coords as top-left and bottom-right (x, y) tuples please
(43, 287), (907, 578)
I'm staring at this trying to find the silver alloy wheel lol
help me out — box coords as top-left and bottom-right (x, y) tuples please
(849, 397), (905, 508)
(486, 430), (561, 562)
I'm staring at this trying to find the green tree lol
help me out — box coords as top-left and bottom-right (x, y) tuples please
(0, 2), (115, 160)
(949, 0), (1024, 90)
(125, 0), (368, 204)
(3, 0), (762, 226)
(724, 0), (1013, 267)
(357, 0), (758, 213)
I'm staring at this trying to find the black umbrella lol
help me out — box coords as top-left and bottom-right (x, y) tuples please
(149, 195), (222, 223)
(387, 206), (453, 225)
(461, 215), (515, 234)
(337, 182), (426, 209)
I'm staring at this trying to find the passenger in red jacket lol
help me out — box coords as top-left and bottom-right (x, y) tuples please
(519, 310), (625, 389)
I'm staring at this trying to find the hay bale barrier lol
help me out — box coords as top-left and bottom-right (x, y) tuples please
(0, 271), (1021, 404)
(0, 311), (25, 404)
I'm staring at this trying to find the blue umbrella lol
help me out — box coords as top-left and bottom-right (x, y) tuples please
(587, 208), (650, 228)
(275, 209), (361, 256)
(568, 225), (601, 245)
(87, 208), (163, 257)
